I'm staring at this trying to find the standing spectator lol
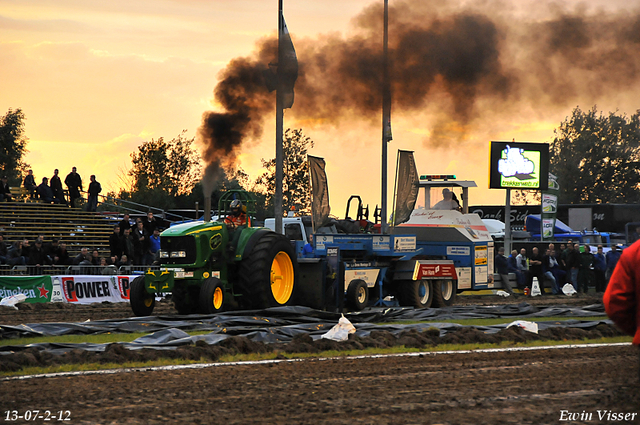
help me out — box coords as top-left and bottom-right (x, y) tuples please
(577, 244), (594, 294)
(7, 241), (27, 266)
(56, 242), (71, 266)
(603, 241), (640, 368)
(565, 243), (581, 291)
(0, 175), (13, 202)
(507, 249), (526, 288)
(529, 246), (545, 294)
(605, 245), (622, 283)
(146, 228), (161, 265)
(494, 247), (513, 295)
(28, 239), (48, 267)
(593, 245), (607, 292)
(629, 226), (640, 245)
(561, 240), (573, 270)
(109, 224), (122, 259)
(87, 175), (102, 212)
(516, 248), (530, 285)
(556, 243), (566, 268)
(23, 169), (37, 199)
(543, 248), (565, 295)
(119, 213), (132, 236)
(120, 227), (134, 263)
(44, 238), (60, 264)
(50, 169), (66, 205)
(142, 211), (159, 235)
(64, 166), (83, 208)
(0, 234), (7, 264)
(21, 239), (31, 259)
(132, 220), (148, 265)
(37, 177), (59, 203)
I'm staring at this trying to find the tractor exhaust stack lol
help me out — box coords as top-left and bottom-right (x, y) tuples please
(204, 196), (211, 222)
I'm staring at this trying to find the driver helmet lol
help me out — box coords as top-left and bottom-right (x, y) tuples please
(230, 199), (243, 216)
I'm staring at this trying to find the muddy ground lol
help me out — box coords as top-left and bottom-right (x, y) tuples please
(1, 345), (638, 424)
(2, 293), (639, 424)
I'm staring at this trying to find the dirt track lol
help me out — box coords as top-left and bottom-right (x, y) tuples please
(2, 293), (639, 424)
(2, 345), (639, 424)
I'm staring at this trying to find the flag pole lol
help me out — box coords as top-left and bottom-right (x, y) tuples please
(381, 0), (391, 234)
(275, 0), (284, 234)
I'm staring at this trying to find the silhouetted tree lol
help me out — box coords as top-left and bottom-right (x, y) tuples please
(550, 106), (640, 204)
(0, 108), (29, 184)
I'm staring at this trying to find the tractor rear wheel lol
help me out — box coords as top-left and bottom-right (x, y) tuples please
(398, 279), (433, 308)
(238, 232), (297, 309)
(199, 277), (225, 314)
(130, 276), (155, 316)
(346, 279), (368, 311)
(432, 279), (457, 307)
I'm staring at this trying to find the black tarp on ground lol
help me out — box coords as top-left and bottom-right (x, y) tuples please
(0, 303), (610, 355)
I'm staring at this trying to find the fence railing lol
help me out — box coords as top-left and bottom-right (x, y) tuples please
(0, 264), (161, 276)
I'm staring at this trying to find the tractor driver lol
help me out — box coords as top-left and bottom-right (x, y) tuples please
(224, 199), (247, 230)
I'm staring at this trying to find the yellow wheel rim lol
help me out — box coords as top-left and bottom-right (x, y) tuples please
(271, 251), (294, 304)
(357, 285), (367, 304)
(213, 286), (223, 310)
(144, 296), (153, 308)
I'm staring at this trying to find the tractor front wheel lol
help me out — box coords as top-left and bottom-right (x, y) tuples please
(199, 277), (225, 314)
(130, 276), (155, 316)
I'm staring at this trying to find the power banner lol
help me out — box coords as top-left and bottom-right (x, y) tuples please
(0, 276), (52, 303)
(56, 275), (134, 304)
(541, 172), (560, 241)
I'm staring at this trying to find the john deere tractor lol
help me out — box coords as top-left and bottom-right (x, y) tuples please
(130, 190), (297, 316)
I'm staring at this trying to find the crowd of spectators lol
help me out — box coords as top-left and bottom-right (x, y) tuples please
(108, 211), (162, 267)
(498, 241), (622, 295)
(0, 167), (102, 211)
(0, 211), (163, 273)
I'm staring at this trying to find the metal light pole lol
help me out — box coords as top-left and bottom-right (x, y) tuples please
(274, 0), (284, 234)
(381, 0), (391, 233)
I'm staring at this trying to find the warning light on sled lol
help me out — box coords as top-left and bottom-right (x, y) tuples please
(419, 175), (456, 181)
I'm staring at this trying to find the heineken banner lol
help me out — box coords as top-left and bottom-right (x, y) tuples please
(541, 172), (560, 241)
(0, 276), (53, 303)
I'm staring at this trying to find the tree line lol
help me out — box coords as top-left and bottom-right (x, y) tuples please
(1, 106), (640, 215)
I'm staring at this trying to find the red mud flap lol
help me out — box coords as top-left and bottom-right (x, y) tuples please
(412, 260), (456, 280)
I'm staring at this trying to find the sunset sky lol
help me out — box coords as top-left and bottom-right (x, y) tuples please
(1, 0), (638, 217)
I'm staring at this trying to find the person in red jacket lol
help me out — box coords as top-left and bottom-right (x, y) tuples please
(604, 241), (640, 378)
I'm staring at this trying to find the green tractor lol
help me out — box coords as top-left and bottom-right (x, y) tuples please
(129, 190), (298, 316)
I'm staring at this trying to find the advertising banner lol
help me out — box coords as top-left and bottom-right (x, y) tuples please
(55, 275), (136, 305)
(541, 172), (560, 241)
(0, 276), (52, 303)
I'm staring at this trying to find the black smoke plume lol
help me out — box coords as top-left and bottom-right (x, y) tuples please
(199, 0), (640, 188)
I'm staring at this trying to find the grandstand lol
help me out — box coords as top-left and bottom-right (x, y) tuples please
(0, 199), (119, 275)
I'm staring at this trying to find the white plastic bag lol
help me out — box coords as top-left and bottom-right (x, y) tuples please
(507, 320), (539, 334)
(0, 294), (27, 309)
(321, 314), (356, 342)
(531, 277), (541, 297)
(495, 290), (510, 297)
(562, 283), (577, 296)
